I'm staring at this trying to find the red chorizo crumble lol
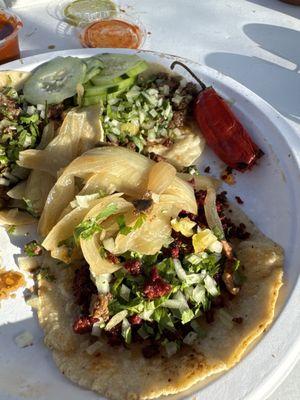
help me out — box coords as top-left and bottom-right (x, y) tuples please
(124, 259), (142, 275)
(148, 152), (165, 163)
(106, 252), (120, 264)
(162, 137), (173, 148)
(73, 316), (99, 334)
(73, 266), (97, 313)
(105, 324), (123, 346)
(129, 315), (142, 325)
(178, 210), (198, 222)
(143, 267), (172, 299)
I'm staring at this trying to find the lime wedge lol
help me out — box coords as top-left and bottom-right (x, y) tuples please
(64, 0), (117, 26)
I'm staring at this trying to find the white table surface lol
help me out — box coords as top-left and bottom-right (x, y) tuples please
(3, 0), (300, 399)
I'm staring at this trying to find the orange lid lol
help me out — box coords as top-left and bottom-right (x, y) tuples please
(80, 18), (144, 49)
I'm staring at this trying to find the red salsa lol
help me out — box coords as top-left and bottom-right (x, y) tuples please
(0, 10), (22, 64)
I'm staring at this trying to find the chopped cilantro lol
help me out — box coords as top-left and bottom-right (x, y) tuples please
(24, 240), (43, 257)
(74, 203), (117, 240)
(117, 213), (146, 236)
(182, 165), (200, 175)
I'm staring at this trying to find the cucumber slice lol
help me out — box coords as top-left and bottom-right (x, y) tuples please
(82, 56), (104, 71)
(82, 95), (105, 106)
(91, 54), (148, 86)
(23, 57), (86, 105)
(84, 76), (135, 96)
(83, 66), (101, 83)
(91, 73), (124, 86)
(107, 88), (127, 100)
(123, 60), (148, 78)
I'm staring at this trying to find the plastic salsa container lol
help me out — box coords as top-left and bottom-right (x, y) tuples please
(79, 13), (146, 49)
(0, 9), (22, 64)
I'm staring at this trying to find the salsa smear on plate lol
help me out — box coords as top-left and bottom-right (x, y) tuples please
(0, 269), (24, 299)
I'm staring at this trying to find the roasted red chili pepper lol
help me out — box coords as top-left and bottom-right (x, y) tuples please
(170, 61), (263, 171)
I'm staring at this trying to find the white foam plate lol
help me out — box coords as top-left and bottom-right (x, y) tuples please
(0, 49), (300, 400)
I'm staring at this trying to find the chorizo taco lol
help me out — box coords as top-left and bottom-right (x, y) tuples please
(36, 146), (283, 400)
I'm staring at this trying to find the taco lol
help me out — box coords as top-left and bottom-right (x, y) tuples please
(36, 146), (283, 399)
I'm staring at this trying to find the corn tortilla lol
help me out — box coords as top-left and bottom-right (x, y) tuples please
(37, 204), (283, 399)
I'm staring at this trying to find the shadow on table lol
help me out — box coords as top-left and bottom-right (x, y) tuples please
(246, 0), (300, 19)
(205, 23), (300, 123)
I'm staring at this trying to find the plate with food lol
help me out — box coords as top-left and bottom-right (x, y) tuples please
(0, 49), (299, 400)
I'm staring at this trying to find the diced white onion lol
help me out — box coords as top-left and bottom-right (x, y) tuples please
(95, 273), (111, 294)
(37, 104), (45, 111)
(204, 275), (219, 296)
(173, 259), (187, 281)
(139, 301), (155, 321)
(0, 177), (10, 186)
(192, 284), (206, 304)
(183, 331), (198, 345)
(73, 193), (100, 208)
(174, 291), (189, 310)
(183, 286), (193, 301)
(185, 273), (203, 285)
(26, 105), (36, 115)
(91, 323), (102, 337)
(164, 341), (178, 358)
(208, 240), (223, 253)
(105, 310), (128, 331)
(120, 284), (130, 302)
(14, 331), (34, 348)
(185, 254), (202, 265)
(162, 299), (186, 309)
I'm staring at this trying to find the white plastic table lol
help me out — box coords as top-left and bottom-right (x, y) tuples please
(3, 0), (300, 398)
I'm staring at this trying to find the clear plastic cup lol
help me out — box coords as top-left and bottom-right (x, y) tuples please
(0, 9), (22, 64)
